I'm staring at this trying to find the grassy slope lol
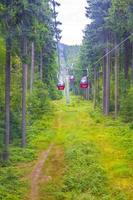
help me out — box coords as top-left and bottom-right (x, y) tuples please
(0, 97), (132, 200)
(39, 97), (133, 200)
(0, 114), (55, 200)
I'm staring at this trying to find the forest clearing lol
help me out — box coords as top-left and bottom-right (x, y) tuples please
(0, 0), (133, 199)
(0, 97), (133, 200)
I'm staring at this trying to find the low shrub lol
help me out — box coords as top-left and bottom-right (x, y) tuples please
(121, 87), (133, 122)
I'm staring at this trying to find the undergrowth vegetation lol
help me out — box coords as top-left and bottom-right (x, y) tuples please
(60, 142), (110, 199)
(121, 87), (133, 122)
(39, 97), (133, 200)
(0, 104), (55, 200)
(0, 97), (133, 199)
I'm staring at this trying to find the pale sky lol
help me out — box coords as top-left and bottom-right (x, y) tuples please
(57, 0), (89, 45)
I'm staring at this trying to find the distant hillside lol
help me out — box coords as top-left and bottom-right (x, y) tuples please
(59, 43), (80, 67)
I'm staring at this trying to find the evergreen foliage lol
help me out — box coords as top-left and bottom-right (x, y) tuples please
(0, 0), (61, 159)
(121, 87), (133, 122)
(77, 0), (133, 119)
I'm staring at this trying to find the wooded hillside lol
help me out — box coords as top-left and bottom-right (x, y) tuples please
(0, 0), (62, 161)
(77, 0), (133, 119)
(0, 1), (133, 200)
(59, 43), (80, 66)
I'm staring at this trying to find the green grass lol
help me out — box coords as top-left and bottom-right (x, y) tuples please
(0, 96), (133, 200)
(0, 167), (28, 200)
(60, 142), (110, 199)
(0, 112), (55, 200)
(38, 97), (133, 200)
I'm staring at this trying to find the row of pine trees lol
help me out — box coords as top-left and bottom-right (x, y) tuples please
(78, 0), (133, 119)
(0, 0), (61, 161)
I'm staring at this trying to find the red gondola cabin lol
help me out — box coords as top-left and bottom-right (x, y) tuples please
(80, 76), (89, 89)
(57, 80), (65, 90)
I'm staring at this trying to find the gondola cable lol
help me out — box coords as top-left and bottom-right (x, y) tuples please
(93, 32), (133, 67)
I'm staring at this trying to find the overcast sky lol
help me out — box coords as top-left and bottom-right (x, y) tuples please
(57, 0), (89, 45)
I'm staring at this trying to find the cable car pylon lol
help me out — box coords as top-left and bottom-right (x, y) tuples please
(65, 75), (70, 104)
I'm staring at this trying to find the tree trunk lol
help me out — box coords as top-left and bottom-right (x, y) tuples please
(57, 42), (61, 69)
(86, 87), (90, 100)
(114, 35), (119, 118)
(3, 36), (11, 161)
(124, 38), (130, 80)
(97, 66), (100, 103)
(105, 35), (110, 115)
(93, 66), (97, 108)
(103, 56), (106, 114)
(131, 43), (133, 85)
(39, 50), (43, 80)
(30, 41), (35, 92)
(22, 37), (28, 148)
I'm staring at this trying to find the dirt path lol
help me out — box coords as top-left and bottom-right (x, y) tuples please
(30, 144), (53, 200)
(28, 100), (133, 200)
(38, 145), (65, 200)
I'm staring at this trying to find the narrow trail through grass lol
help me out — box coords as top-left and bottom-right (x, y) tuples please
(30, 144), (53, 200)
(32, 97), (133, 200)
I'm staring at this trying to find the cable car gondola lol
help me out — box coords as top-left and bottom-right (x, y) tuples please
(80, 76), (89, 89)
(69, 75), (75, 83)
(57, 80), (65, 90)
